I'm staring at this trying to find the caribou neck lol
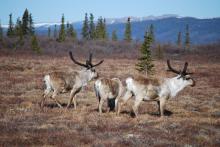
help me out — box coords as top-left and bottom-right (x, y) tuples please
(164, 75), (191, 98)
(78, 69), (93, 86)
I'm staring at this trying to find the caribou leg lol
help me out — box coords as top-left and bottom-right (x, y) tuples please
(40, 89), (50, 108)
(51, 90), (63, 108)
(132, 98), (142, 117)
(117, 90), (133, 115)
(159, 98), (167, 117)
(99, 98), (105, 114)
(157, 101), (161, 115)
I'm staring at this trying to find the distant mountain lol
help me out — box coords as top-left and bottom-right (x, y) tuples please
(3, 15), (220, 44)
(104, 14), (180, 24)
(106, 16), (220, 44)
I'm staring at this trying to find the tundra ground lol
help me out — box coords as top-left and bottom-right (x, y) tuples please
(0, 54), (219, 146)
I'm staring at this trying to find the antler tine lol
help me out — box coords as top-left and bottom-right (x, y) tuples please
(88, 52), (93, 64)
(182, 62), (188, 74)
(92, 60), (104, 67)
(167, 60), (180, 74)
(69, 51), (88, 68)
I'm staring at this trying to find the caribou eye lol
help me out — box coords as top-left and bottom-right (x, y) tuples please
(185, 77), (191, 80)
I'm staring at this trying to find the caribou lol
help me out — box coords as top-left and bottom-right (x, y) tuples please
(40, 52), (104, 109)
(94, 78), (124, 114)
(118, 60), (195, 117)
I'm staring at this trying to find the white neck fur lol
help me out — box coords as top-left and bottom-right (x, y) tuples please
(78, 69), (92, 86)
(164, 75), (191, 98)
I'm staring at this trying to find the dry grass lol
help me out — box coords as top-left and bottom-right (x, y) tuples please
(0, 53), (220, 146)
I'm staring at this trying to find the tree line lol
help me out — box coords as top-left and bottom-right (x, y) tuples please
(0, 9), (192, 75)
(0, 10), (191, 47)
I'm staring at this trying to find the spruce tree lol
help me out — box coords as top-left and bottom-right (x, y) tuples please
(29, 13), (34, 35)
(177, 31), (182, 47)
(184, 24), (190, 50)
(103, 18), (107, 39)
(136, 30), (154, 75)
(95, 17), (107, 39)
(31, 35), (41, 53)
(149, 24), (155, 43)
(124, 17), (132, 42)
(22, 9), (29, 35)
(156, 43), (163, 59)
(48, 27), (51, 38)
(54, 24), (57, 39)
(66, 21), (70, 37)
(58, 14), (65, 42)
(95, 17), (103, 39)
(81, 13), (89, 40)
(15, 18), (20, 35)
(89, 13), (95, 39)
(7, 13), (15, 37)
(15, 18), (23, 44)
(69, 24), (77, 40)
(0, 21), (3, 41)
(111, 30), (117, 41)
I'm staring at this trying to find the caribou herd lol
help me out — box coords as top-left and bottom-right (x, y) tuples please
(41, 51), (195, 117)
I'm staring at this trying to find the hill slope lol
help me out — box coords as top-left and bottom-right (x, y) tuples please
(32, 16), (220, 44)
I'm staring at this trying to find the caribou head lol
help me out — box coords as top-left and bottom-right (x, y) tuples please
(167, 60), (195, 87)
(69, 51), (104, 79)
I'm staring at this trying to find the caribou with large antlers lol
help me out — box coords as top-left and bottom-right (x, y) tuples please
(40, 52), (104, 109)
(118, 60), (195, 117)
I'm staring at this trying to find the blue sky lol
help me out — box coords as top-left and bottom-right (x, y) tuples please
(0, 0), (220, 24)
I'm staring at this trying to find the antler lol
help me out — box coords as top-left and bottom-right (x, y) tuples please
(87, 52), (103, 68)
(167, 60), (180, 74)
(92, 60), (104, 67)
(88, 52), (93, 64)
(167, 60), (193, 76)
(85, 52), (93, 68)
(69, 51), (88, 68)
(181, 62), (188, 75)
(69, 51), (104, 68)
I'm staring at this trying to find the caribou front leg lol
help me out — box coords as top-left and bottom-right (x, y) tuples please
(51, 89), (63, 108)
(67, 87), (81, 109)
(99, 98), (105, 114)
(40, 89), (50, 108)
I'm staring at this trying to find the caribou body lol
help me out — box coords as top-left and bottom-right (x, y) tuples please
(40, 52), (103, 109)
(118, 60), (195, 117)
(94, 78), (124, 114)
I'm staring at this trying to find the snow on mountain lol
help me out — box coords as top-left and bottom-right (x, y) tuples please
(34, 22), (61, 28)
(2, 15), (180, 28)
(105, 14), (180, 24)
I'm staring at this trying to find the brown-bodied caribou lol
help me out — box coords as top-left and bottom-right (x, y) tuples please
(40, 52), (104, 109)
(94, 78), (124, 114)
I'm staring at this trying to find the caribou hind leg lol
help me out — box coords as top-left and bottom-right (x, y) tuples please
(159, 97), (167, 117)
(117, 90), (133, 115)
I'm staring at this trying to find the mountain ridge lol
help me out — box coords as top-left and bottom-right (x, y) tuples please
(2, 15), (220, 44)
